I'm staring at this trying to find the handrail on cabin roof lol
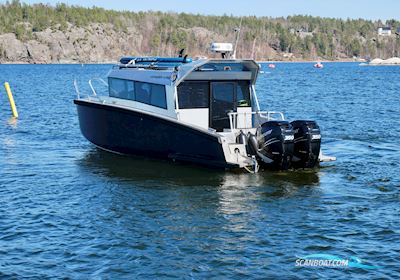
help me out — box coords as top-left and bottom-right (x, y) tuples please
(119, 56), (193, 65)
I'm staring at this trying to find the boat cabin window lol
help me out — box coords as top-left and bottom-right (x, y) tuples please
(236, 81), (251, 107)
(109, 78), (135, 100)
(177, 81), (209, 109)
(108, 78), (167, 109)
(135, 82), (167, 109)
(177, 80), (251, 131)
(177, 80), (251, 109)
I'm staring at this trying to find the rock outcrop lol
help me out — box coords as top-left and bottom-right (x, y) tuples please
(0, 22), (302, 63)
(0, 24), (145, 63)
(0, 33), (30, 61)
(369, 57), (400, 65)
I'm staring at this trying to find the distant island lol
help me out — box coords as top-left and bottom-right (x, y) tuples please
(0, 1), (399, 63)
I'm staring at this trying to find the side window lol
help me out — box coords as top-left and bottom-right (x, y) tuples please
(109, 78), (126, 98)
(135, 81), (167, 109)
(109, 78), (135, 100)
(150, 84), (167, 109)
(177, 81), (209, 109)
(126, 81), (135, 100)
(236, 81), (251, 107)
(135, 82), (151, 104)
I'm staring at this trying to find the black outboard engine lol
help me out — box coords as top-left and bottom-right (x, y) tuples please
(290, 120), (321, 168)
(255, 121), (294, 170)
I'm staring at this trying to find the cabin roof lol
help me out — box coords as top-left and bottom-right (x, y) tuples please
(110, 57), (260, 86)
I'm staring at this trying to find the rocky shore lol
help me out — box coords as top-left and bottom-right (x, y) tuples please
(367, 57), (400, 65)
(0, 23), (144, 64)
(0, 22), (371, 64)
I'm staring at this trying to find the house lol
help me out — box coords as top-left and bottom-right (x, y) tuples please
(289, 28), (313, 38)
(378, 27), (392, 36)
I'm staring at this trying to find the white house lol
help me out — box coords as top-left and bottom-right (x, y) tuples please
(378, 27), (392, 36)
(289, 28), (313, 38)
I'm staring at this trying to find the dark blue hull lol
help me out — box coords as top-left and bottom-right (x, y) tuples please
(74, 100), (236, 169)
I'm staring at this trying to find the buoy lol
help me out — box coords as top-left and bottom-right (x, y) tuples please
(4, 82), (19, 118)
(268, 64), (276, 69)
(314, 62), (323, 68)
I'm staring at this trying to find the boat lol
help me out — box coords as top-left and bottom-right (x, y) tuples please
(74, 43), (335, 172)
(314, 62), (324, 68)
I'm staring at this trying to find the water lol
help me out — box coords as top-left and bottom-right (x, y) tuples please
(0, 63), (399, 279)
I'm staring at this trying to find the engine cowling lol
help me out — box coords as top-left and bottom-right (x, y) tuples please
(255, 120), (294, 170)
(290, 120), (321, 168)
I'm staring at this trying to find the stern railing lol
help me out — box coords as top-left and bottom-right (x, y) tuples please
(228, 111), (285, 130)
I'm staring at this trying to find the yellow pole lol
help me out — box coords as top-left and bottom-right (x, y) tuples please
(4, 82), (18, 118)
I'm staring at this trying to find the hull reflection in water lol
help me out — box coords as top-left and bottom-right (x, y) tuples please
(78, 149), (320, 190)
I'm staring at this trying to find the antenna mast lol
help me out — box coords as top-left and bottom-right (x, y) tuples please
(232, 18), (242, 59)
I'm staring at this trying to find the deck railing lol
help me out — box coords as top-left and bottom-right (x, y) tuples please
(74, 78), (108, 100)
(88, 78), (108, 96)
(227, 111), (285, 130)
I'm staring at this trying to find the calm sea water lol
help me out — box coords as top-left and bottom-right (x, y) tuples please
(0, 62), (399, 279)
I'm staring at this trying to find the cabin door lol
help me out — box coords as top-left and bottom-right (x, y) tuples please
(210, 82), (236, 132)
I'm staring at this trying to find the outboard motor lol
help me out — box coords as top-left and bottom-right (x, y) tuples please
(255, 121), (294, 170)
(290, 120), (321, 168)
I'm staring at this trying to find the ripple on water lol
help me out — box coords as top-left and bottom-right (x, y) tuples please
(0, 63), (399, 278)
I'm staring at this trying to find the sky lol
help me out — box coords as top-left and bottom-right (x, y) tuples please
(15, 0), (400, 21)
